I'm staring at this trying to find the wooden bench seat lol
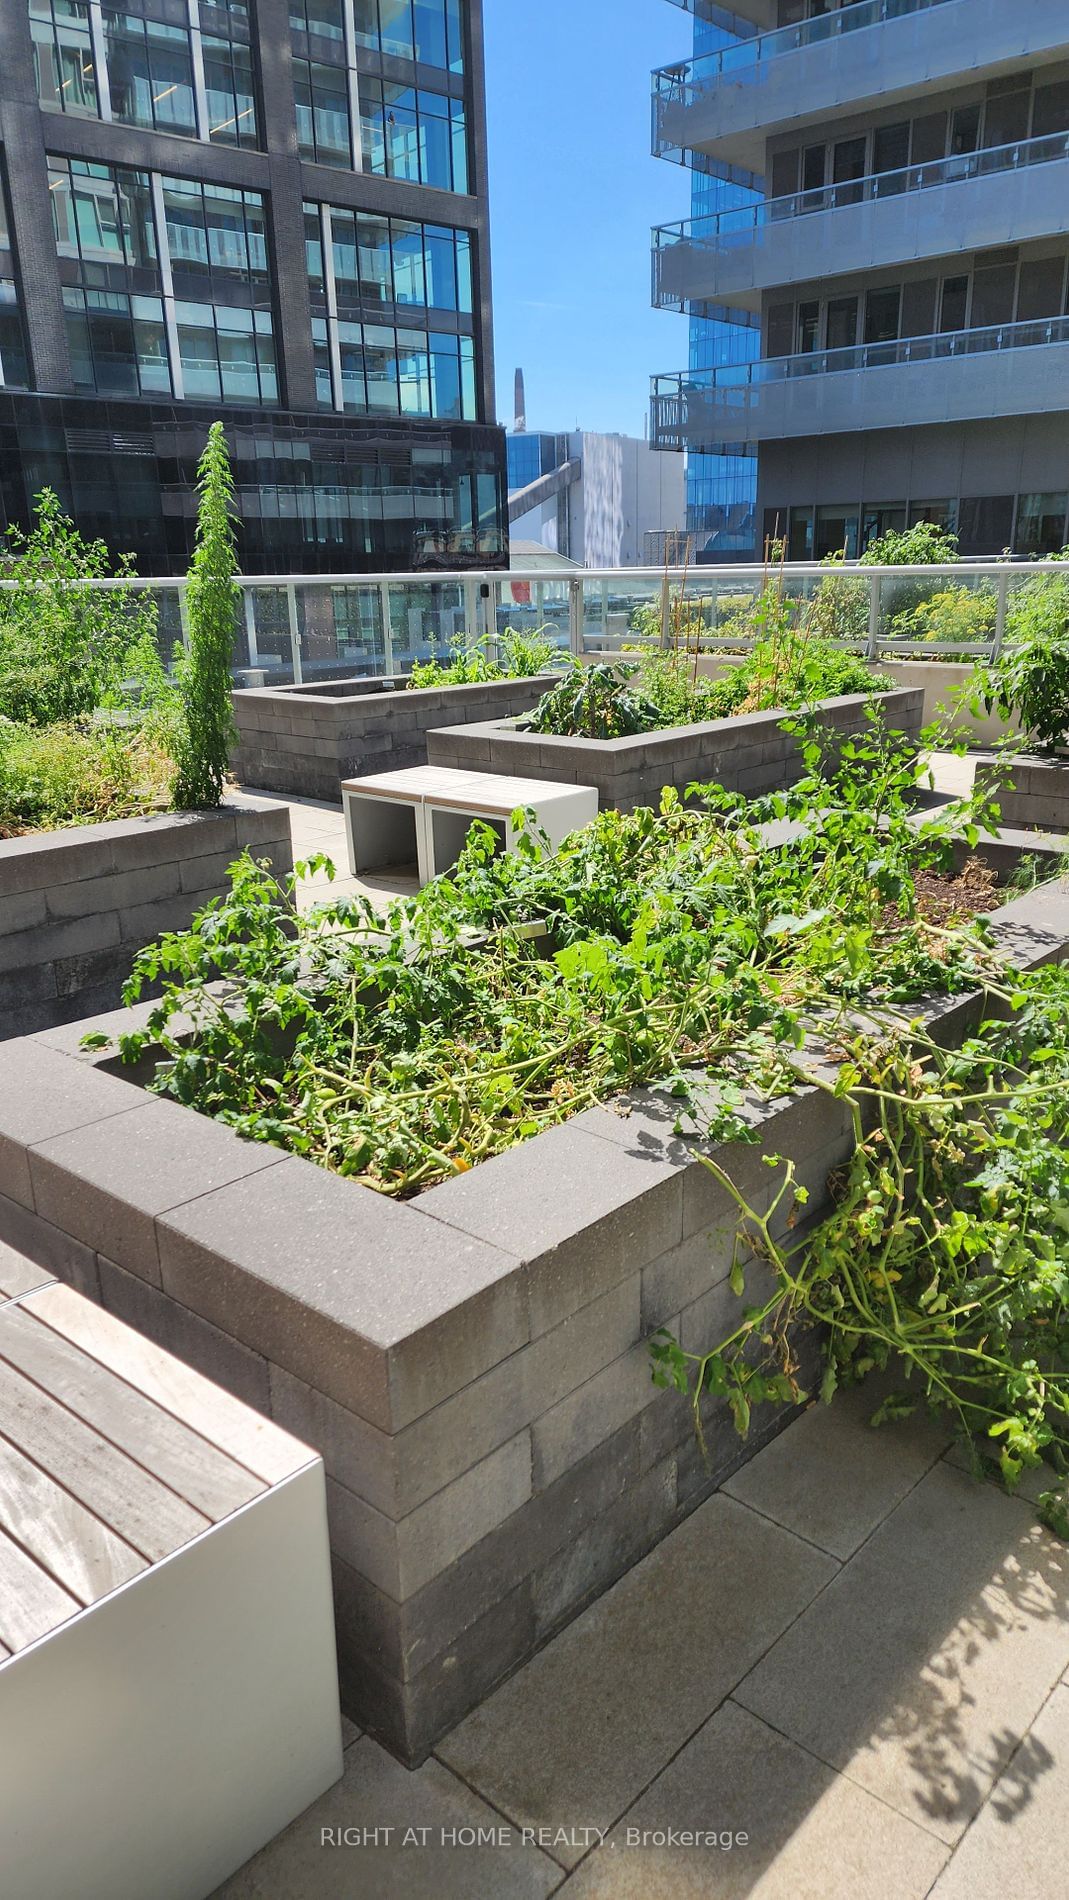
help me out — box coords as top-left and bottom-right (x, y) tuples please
(0, 1262), (343, 1900)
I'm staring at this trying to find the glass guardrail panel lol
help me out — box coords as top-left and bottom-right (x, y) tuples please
(148, 587), (185, 676)
(386, 580), (465, 671)
(494, 578), (572, 654)
(296, 583), (387, 682)
(247, 586), (297, 683)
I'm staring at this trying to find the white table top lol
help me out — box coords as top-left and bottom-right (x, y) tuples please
(343, 766), (597, 815)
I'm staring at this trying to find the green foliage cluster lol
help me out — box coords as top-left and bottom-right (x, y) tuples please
(522, 620), (887, 741)
(0, 489), (166, 728)
(0, 489), (178, 836)
(975, 555), (1069, 751)
(407, 626), (559, 689)
(0, 718), (172, 837)
(858, 521), (960, 568)
(889, 584), (998, 646)
(108, 713), (999, 1201)
(652, 965), (1069, 1540)
(171, 421), (239, 809)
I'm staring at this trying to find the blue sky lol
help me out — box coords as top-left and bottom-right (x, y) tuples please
(483, 0), (693, 437)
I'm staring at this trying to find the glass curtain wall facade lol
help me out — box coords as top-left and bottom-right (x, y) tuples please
(0, 0), (504, 572)
(682, 13), (761, 562)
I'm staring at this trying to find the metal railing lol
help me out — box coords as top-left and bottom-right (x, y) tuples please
(8, 561), (1065, 685)
(654, 0), (958, 102)
(652, 313), (1069, 410)
(653, 130), (1069, 254)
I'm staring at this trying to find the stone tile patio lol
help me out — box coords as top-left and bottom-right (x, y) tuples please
(213, 1381), (1069, 1899)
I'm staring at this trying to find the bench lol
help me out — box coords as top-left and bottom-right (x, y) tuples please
(341, 765), (599, 885)
(0, 1242), (343, 1900)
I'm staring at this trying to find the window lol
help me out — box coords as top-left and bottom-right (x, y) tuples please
(832, 137), (865, 206)
(901, 279), (937, 338)
(864, 288), (900, 345)
(984, 82), (1030, 149)
(1017, 257), (1067, 321)
(102, 11), (196, 136)
(825, 296), (857, 352)
(872, 122), (910, 191)
(360, 80), (468, 193)
(50, 154), (277, 405)
(50, 157), (158, 274)
(203, 33), (257, 147)
(910, 113), (947, 166)
(354, 0), (464, 73)
(801, 145), (825, 193)
(786, 506), (813, 561)
(950, 105), (981, 156)
(861, 505), (905, 549)
(294, 58), (352, 166)
(306, 200), (477, 418)
(161, 177), (268, 299)
(30, 0), (98, 116)
(1033, 82), (1069, 139)
(957, 495), (1014, 555)
(766, 304), (794, 358)
(939, 276), (969, 332)
(63, 285), (169, 395)
(769, 150), (798, 200)
(815, 504), (858, 561)
(289, 0), (345, 39)
(796, 301), (820, 353)
(908, 501), (957, 535)
(174, 300), (276, 402)
(1015, 493), (1068, 557)
(970, 263), (1016, 329)
(0, 281), (31, 389)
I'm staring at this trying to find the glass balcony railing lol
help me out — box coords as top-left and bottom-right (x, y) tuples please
(653, 131), (1069, 254)
(653, 312), (1069, 406)
(653, 0), (959, 104)
(7, 561), (1065, 683)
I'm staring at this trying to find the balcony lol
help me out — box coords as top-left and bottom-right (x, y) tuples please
(650, 313), (1069, 450)
(661, 0), (774, 24)
(654, 0), (1068, 172)
(653, 133), (1069, 312)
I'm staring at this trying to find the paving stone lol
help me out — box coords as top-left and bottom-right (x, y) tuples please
(29, 1099), (286, 1285)
(0, 1040), (144, 1208)
(558, 1699), (948, 1900)
(157, 1156), (526, 1431)
(941, 1437), (1064, 1507)
(420, 1124), (682, 1336)
(724, 1375), (951, 1559)
(735, 1461), (1069, 1844)
(211, 1734), (560, 1899)
(437, 1494), (835, 1868)
(927, 1682), (1069, 1900)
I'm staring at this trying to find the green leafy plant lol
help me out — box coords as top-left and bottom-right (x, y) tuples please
(0, 489), (165, 728)
(102, 714), (1002, 1198)
(171, 422), (240, 809)
(520, 659), (663, 738)
(975, 557), (1069, 752)
(0, 717), (172, 836)
(408, 625), (558, 688)
(650, 967), (1069, 1539)
(889, 585), (998, 646)
(859, 521), (960, 568)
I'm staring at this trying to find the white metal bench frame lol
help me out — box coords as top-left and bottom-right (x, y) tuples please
(341, 766), (598, 885)
(0, 1255), (343, 1900)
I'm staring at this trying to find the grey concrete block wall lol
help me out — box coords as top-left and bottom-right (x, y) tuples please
(0, 802), (292, 1042)
(231, 674), (564, 800)
(974, 753), (1069, 833)
(426, 687), (926, 812)
(0, 878), (1065, 1763)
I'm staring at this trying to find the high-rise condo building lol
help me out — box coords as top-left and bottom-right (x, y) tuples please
(651, 0), (1069, 561)
(0, 0), (506, 572)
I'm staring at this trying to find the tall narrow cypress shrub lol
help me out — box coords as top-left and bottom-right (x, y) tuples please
(172, 422), (239, 809)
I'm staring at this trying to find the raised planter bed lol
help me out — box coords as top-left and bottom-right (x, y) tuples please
(425, 686), (926, 812)
(974, 752), (1069, 833)
(0, 802), (292, 1043)
(231, 674), (564, 802)
(0, 872), (1064, 1766)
